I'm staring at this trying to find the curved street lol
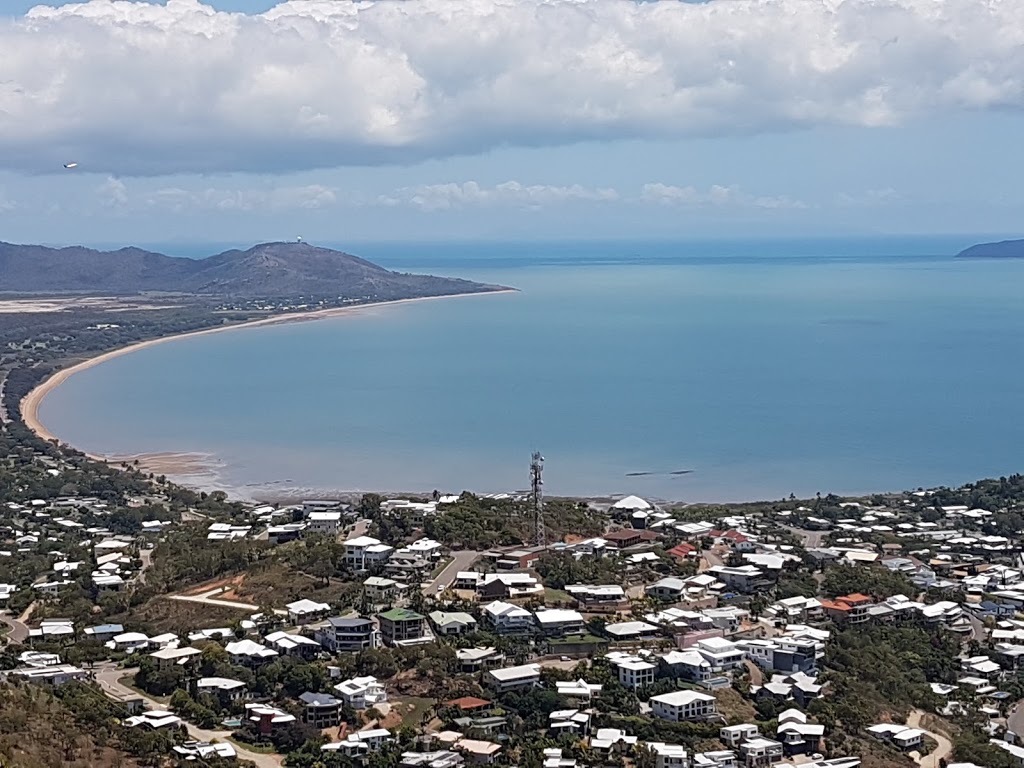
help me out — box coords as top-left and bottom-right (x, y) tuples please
(94, 664), (283, 768)
(907, 709), (953, 768)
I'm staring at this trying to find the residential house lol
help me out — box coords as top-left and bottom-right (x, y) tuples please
(305, 510), (342, 536)
(565, 584), (628, 610)
(549, 708), (593, 737)
(646, 742), (690, 768)
(378, 608), (432, 647)
(738, 738), (784, 767)
(246, 704), (297, 736)
(430, 611), (478, 636)
(604, 621), (661, 642)
(534, 608), (585, 637)
(316, 617), (380, 652)
(83, 623), (124, 643)
(650, 690), (719, 722)
(287, 599), (331, 625)
(708, 565), (771, 593)
(819, 594), (872, 625)
(150, 646), (202, 671)
(196, 677), (249, 704)
(776, 710), (824, 756)
(482, 601), (534, 635)
(334, 675), (387, 709)
(485, 663), (542, 694)
(646, 577), (689, 601)
(866, 724), (924, 751)
(364, 576), (406, 604)
(695, 637), (745, 672)
(454, 738), (502, 765)
(661, 650), (713, 683)
(265, 630), (321, 658)
(299, 691), (344, 728)
(344, 535), (394, 572)
(477, 573), (543, 599)
(5, 664), (88, 686)
(614, 658), (657, 690)
(225, 639), (279, 666)
(720, 725), (760, 748)
(457, 647), (505, 673)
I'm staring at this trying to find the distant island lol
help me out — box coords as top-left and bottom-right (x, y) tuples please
(956, 238), (1024, 258)
(0, 240), (505, 299)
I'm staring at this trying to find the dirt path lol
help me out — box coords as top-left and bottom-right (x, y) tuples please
(908, 709), (953, 768)
(743, 659), (764, 687)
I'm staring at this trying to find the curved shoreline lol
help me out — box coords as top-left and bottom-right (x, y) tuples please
(21, 289), (517, 456)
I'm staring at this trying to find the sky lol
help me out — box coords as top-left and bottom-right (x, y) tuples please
(1, 0), (1023, 246)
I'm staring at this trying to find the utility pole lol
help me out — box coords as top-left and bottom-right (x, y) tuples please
(531, 451), (545, 547)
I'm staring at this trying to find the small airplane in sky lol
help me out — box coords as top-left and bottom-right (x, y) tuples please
(63, 162), (78, 169)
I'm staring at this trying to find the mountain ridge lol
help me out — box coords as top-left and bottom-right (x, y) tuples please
(0, 240), (504, 298)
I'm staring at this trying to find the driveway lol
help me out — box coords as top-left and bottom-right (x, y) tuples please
(94, 664), (282, 767)
(907, 709), (953, 768)
(780, 524), (827, 549)
(423, 550), (479, 595)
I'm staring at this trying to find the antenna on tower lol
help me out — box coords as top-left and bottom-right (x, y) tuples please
(530, 451), (545, 547)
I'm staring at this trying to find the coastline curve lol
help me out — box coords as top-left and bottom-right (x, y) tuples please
(20, 289), (517, 458)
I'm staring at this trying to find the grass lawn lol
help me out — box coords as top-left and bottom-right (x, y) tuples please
(550, 632), (606, 645)
(394, 696), (434, 728)
(226, 737), (277, 754)
(544, 588), (574, 604)
(431, 557), (453, 578)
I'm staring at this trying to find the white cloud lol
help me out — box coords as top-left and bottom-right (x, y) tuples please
(143, 183), (336, 211)
(836, 187), (904, 207)
(1, 0), (1022, 176)
(641, 183), (807, 209)
(382, 180), (619, 211)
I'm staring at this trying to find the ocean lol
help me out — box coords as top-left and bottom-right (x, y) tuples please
(36, 236), (1024, 503)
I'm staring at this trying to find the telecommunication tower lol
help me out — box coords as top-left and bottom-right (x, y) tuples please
(530, 451), (545, 547)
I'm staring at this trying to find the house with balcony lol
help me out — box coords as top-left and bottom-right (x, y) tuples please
(615, 658), (656, 690)
(334, 675), (387, 709)
(650, 690), (718, 722)
(661, 650), (713, 683)
(534, 608), (585, 637)
(695, 637), (745, 672)
(364, 576), (407, 605)
(299, 691), (344, 728)
(720, 725), (760, 748)
(304, 511), (342, 537)
(482, 601), (534, 635)
(316, 616), (380, 652)
(457, 647), (505, 673)
(196, 677), (249, 705)
(645, 742), (689, 768)
(820, 594), (872, 625)
(485, 663), (542, 694)
(738, 738), (784, 767)
(344, 535), (394, 572)
(708, 565), (772, 594)
(378, 608), (432, 647)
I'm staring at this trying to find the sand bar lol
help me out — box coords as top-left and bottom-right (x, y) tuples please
(21, 289), (517, 456)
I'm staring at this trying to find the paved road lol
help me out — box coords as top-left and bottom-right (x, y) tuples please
(137, 548), (154, 585)
(0, 611), (28, 644)
(95, 664), (282, 767)
(423, 550), (479, 595)
(967, 612), (987, 643)
(1008, 701), (1024, 740)
(346, 518), (371, 539)
(781, 524), (827, 549)
(907, 709), (952, 768)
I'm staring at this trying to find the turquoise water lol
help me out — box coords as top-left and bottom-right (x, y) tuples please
(38, 238), (1024, 502)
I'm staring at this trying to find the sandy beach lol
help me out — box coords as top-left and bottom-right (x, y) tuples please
(20, 289), (516, 460)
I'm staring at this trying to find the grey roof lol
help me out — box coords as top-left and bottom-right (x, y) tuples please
(299, 691), (342, 707)
(327, 616), (372, 628)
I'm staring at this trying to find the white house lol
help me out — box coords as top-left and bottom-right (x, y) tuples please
(482, 601), (534, 634)
(485, 663), (542, 694)
(334, 675), (387, 709)
(650, 690), (718, 722)
(344, 536), (394, 571)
